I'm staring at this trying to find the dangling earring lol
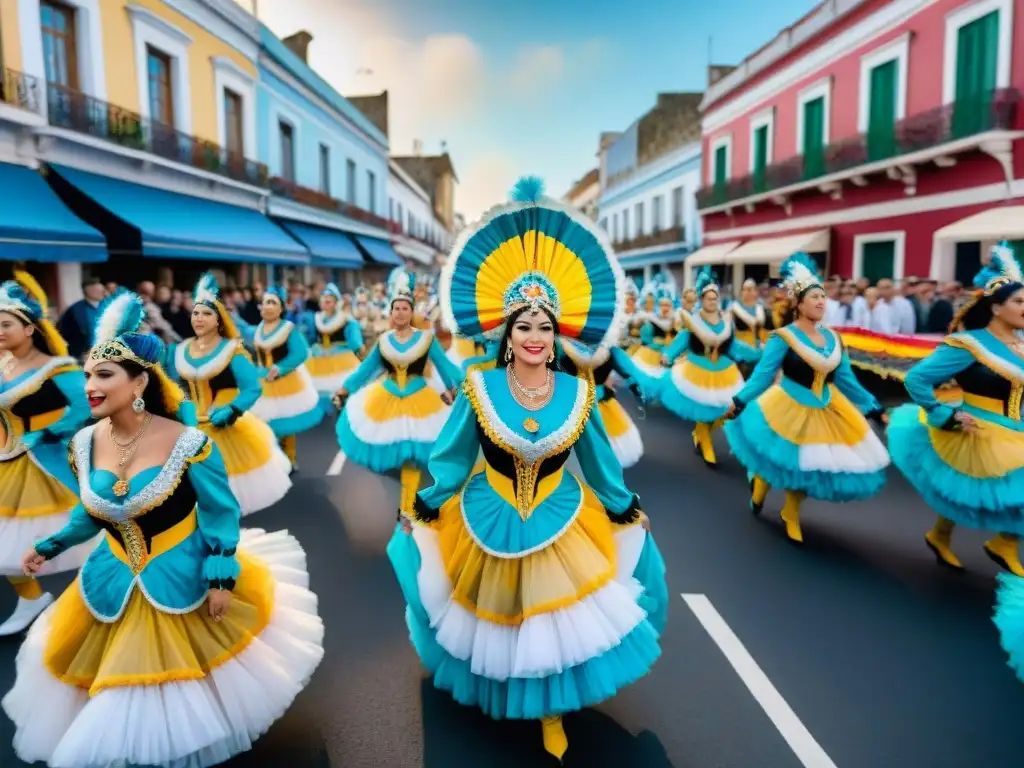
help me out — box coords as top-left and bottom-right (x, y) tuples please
(132, 394), (145, 413)
(504, 345), (513, 363)
(548, 348), (555, 363)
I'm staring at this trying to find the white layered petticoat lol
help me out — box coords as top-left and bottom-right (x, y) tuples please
(250, 367), (321, 424)
(0, 515), (98, 577)
(231, 446), (293, 517)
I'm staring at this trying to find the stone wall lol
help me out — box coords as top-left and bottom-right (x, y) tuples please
(635, 92), (703, 167)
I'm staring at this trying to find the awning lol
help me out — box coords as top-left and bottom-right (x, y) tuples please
(277, 220), (364, 269)
(685, 241), (741, 267)
(726, 229), (830, 264)
(394, 241), (436, 266)
(933, 206), (1024, 242)
(48, 165), (310, 264)
(354, 235), (402, 266)
(618, 246), (689, 270)
(0, 163), (107, 262)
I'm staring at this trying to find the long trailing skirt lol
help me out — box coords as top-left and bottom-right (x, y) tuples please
(2, 528), (325, 768)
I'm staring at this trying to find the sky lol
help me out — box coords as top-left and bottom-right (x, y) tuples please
(254, 0), (820, 222)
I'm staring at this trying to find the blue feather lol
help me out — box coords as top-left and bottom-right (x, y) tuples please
(510, 176), (545, 203)
(94, 291), (146, 345)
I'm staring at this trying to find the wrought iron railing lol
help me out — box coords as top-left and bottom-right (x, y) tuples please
(45, 85), (269, 187)
(270, 176), (401, 233)
(0, 68), (43, 114)
(613, 225), (685, 252)
(697, 87), (1022, 210)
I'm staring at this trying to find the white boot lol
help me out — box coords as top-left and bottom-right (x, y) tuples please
(0, 593), (54, 636)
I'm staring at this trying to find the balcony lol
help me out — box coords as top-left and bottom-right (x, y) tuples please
(45, 86), (269, 188)
(270, 177), (400, 234)
(0, 68), (43, 115)
(613, 225), (686, 253)
(697, 88), (1022, 212)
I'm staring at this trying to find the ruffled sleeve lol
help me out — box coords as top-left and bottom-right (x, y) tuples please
(413, 391), (480, 521)
(189, 439), (242, 590)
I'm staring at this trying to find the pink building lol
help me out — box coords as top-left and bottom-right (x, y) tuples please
(690, 0), (1023, 289)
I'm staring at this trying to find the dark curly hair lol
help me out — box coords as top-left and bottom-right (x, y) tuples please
(496, 306), (561, 371)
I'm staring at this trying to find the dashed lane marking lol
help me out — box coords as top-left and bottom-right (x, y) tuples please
(327, 451), (347, 476)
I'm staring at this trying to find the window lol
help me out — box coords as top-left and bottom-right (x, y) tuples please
(599, 217), (607, 232)
(147, 47), (174, 125)
(346, 159), (356, 203)
(953, 10), (1000, 137)
(223, 89), (243, 156)
(749, 109), (773, 191)
(798, 80), (831, 180)
(711, 135), (732, 188)
(943, 0), (1012, 109)
(397, 202), (404, 231)
(41, 1), (78, 89)
(279, 121), (294, 181)
(622, 209), (630, 240)
(634, 202), (644, 236)
(858, 35), (909, 155)
(855, 232), (906, 282)
(651, 197), (663, 232)
(671, 187), (683, 227)
(319, 144), (330, 194)
(367, 171), (376, 213)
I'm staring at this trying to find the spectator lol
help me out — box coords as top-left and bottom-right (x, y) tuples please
(136, 280), (181, 343)
(880, 278), (916, 334)
(925, 281), (956, 333)
(57, 276), (106, 359)
(864, 286), (894, 333)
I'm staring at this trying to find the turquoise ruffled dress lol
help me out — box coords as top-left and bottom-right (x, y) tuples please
(888, 329), (1024, 530)
(387, 368), (667, 720)
(335, 329), (464, 472)
(725, 326), (889, 500)
(250, 320), (324, 437)
(994, 573), (1024, 683)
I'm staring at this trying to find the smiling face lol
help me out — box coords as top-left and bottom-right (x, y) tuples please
(0, 312), (32, 352)
(83, 359), (147, 419)
(798, 286), (828, 323)
(683, 291), (697, 312)
(190, 304), (219, 337)
(260, 295), (283, 322)
(509, 309), (555, 366)
(994, 287), (1024, 330)
(390, 299), (413, 328)
(320, 294), (338, 314)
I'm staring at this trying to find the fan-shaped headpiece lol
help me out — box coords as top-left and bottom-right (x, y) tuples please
(439, 175), (627, 347)
(387, 267), (416, 307)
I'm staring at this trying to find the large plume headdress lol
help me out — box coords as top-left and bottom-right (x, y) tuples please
(192, 272), (239, 340)
(779, 252), (823, 300)
(952, 241), (1024, 332)
(0, 270), (68, 356)
(440, 175), (627, 347)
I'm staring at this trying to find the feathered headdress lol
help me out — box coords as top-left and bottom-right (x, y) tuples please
(387, 267), (415, 307)
(694, 266), (720, 297)
(440, 175), (627, 347)
(952, 242), (1023, 332)
(0, 270), (68, 356)
(321, 282), (342, 302)
(192, 272), (239, 340)
(779, 252), (823, 299)
(263, 285), (287, 306)
(983, 241), (1022, 294)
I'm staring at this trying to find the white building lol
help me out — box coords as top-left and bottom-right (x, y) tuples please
(563, 168), (599, 219)
(388, 159), (450, 270)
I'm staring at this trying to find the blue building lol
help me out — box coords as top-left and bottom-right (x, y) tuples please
(257, 28), (401, 286)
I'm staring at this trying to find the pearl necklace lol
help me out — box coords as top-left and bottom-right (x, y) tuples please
(507, 366), (553, 433)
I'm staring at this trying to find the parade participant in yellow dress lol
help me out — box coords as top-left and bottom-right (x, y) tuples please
(307, 282), (363, 414)
(730, 278), (767, 349)
(334, 269), (464, 514)
(631, 286), (677, 380)
(388, 177), (667, 763)
(2, 291), (324, 768)
(250, 285), (323, 470)
(0, 271), (92, 636)
(660, 266), (761, 467)
(167, 273), (292, 516)
(723, 254), (889, 543)
(888, 243), (1024, 574)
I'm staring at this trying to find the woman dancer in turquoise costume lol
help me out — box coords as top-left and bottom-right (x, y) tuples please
(888, 243), (1024, 574)
(250, 285), (323, 470)
(3, 291), (324, 768)
(660, 266), (761, 467)
(307, 282), (364, 415)
(387, 177), (666, 763)
(334, 269), (463, 516)
(723, 254), (889, 544)
(0, 271), (92, 636)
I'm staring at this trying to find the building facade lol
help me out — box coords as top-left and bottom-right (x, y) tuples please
(695, 0), (1023, 288)
(563, 168), (599, 219)
(388, 158), (450, 270)
(257, 27), (401, 287)
(595, 92), (704, 284)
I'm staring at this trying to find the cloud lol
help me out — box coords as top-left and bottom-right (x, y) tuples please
(455, 151), (519, 222)
(507, 45), (566, 94)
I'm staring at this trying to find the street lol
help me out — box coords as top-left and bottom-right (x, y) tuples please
(1, 405), (1022, 768)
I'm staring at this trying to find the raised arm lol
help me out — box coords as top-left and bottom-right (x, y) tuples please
(411, 391), (480, 522)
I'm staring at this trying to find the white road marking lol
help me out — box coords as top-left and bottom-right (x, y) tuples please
(326, 451), (347, 476)
(681, 593), (839, 768)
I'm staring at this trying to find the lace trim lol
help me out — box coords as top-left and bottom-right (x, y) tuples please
(254, 320), (294, 351)
(315, 311), (351, 336)
(0, 356), (78, 409)
(174, 339), (238, 381)
(379, 330), (433, 367)
(730, 302), (765, 330)
(72, 426), (207, 522)
(775, 326), (843, 373)
(947, 333), (1024, 384)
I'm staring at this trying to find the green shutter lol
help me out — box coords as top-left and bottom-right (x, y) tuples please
(802, 97), (825, 179)
(714, 145), (728, 186)
(861, 241), (896, 283)
(753, 125), (769, 191)
(953, 10), (999, 137)
(867, 59), (898, 161)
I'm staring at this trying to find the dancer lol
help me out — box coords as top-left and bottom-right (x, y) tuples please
(621, 282), (644, 355)
(2, 291), (324, 767)
(168, 273), (292, 515)
(888, 243), (1024, 573)
(681, 287), (697, 315)
(660, 266), (761, 467)
(724, 253), (888, 543)
(334, 269), (463, 514)
(631, 285), (677, 380)
(251, 285), (323, 470)
(0, 271), (92, 635)
(730, 278), (766, 349)
(387, 177), (667, 762)
(308, 283), (363, 414)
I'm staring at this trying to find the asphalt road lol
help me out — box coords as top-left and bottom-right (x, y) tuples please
(1, 404), (1023, 768)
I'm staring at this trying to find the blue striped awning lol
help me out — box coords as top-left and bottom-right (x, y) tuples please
(277, 220), (365, 268)
(354, 235), (402, 266)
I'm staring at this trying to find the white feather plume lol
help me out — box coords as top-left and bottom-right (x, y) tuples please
(991, 243), (1023, 284)
(94, 292), (140, 345)
(194, 273), (219, 306)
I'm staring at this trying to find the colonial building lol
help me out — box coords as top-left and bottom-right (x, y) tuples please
(0, 0), (310, 308)
(562, 168), (599, 219)
(595, 92), (704, 284)
(388, 157), (451, 270)
(258, 28), (400, 287)
(696, 0), (1023, 288)
(391, 149), (458, 237)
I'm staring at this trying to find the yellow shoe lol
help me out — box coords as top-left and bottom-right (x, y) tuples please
(924, 529), (963, 570)
(984, 535), (1024, 576)
(780, 492), (803, 544)
(541, 716), (568, 763)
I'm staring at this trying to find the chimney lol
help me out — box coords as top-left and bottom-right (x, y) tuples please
(707, 64), (737, 87)
(283, 31), (313, 63)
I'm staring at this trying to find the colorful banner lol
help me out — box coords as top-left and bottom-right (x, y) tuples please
(834, 327), (942, 381)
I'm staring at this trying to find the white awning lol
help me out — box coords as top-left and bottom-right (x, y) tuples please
(933, 206), (1024, 242)
(394, 241), (435, 265)
(682, 241), (741, 288)
(725, 229), (830, 264)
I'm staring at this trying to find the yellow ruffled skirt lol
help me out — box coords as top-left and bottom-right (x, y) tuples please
(630, 346), (666, 378)
(597, 399), (643, 467)
(307, 349), (360, 393)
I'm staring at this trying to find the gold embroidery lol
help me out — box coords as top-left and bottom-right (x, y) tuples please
(812, 371), (826, 398)
(113, 519), (148, 574)
(1010, 383), (1022, 421)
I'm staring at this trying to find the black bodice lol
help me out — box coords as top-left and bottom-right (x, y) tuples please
(9, 378), (68, 427)
(477, 425), (571, 502)
(206, 364), (238, 397)
(781, 348), (836, 389)
(955, 361), (1019, 414)
(94, 476), (198, 558)
(688, 331), (733, 357)
(382, 349), (430, 376)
